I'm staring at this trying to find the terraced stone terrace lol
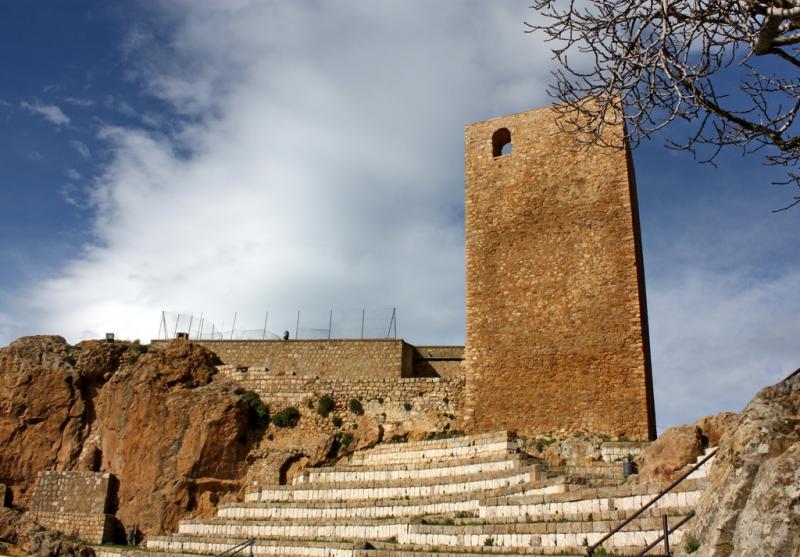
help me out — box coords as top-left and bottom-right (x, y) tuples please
(96, 431), (714, 557)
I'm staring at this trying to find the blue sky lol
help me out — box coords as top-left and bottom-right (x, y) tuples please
(0, 1), (797, 430)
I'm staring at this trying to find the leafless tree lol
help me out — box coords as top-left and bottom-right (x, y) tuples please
(527, 0), (800, 210)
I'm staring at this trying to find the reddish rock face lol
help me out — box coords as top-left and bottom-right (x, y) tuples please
(636, 424), (705, 482)
(0, 337), (257, 536)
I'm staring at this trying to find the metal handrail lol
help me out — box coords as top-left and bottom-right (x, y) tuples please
(215, 537), (255, 557)
(586, 449), (716, 556)
(634, 511), (695, 557)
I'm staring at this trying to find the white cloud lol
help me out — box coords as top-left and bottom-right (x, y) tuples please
(18, 1), (550, 347)
(65, 168), (82, 180)
(649, 265), (800, 427)
(70, 140), (91, 159)
(20, 100), (70, 126)
(27, 151), (43, 162)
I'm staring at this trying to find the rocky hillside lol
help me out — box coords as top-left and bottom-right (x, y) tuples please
(0, 336), (259, 536)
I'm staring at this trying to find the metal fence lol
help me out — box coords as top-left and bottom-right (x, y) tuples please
(157, 308), (397, 341)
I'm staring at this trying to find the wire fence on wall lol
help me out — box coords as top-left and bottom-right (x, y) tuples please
(157, 308), (397, 341)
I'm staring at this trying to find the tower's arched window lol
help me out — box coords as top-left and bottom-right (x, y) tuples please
(492, 127), (512, 157)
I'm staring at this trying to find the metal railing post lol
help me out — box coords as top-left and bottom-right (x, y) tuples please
(587, 450), (715, 556)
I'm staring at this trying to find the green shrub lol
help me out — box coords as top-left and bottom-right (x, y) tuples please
(685, 537), (701, 553)
(403, 402), (412, 411)
(317, 395), (335, 417)
(348, 398), (364, 415)
(483, 537), (493, 547)
(340, 432), (354, 446)
(240, 391), (269, 427)
(271, 406), (300, 428)
(332, 416), (343, 428)
(126, 342), (149, 365)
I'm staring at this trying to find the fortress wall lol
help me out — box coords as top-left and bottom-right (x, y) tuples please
(463, 106), (655, 440)
(217, 365), (464, 421)
(150, 339), (411, 380)
(28, 471), (115, 544)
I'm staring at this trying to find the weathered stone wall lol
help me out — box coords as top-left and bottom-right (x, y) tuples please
(0, 483), (8, 507)
(150, 339), (413, 379)
(463, 106), (656, 440)
(150, 340), (464, 380)
(28, 471), (115, 544)
(217, 365), (464, 431)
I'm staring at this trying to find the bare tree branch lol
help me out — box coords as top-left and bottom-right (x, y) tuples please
(527, 0), (800, 206)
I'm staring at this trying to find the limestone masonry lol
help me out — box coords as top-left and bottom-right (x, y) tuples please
(28, 471), (115, 544)
(463, 106), (656, 440)
(149, 340), (464, 380)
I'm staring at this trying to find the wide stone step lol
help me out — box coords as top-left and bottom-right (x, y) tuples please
(345, 434), (516, 467)
(246, 468), (538, 502)
(286, 464), (542, 492)
(350, 432), (513, 458)
(151, 513), (692, 554)
(219, 497), (482, 520)
(295, 454), (532, 485)
(178, 500), (694, 531)
(480, 479), (704, 521)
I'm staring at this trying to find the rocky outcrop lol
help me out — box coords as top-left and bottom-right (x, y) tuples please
(0, 507), (94, 557)
(677, 369), (800, 557)
(0, 337), (258, 537)
(88, 341), (256, 535)
(636, 424), (705, 482)
(634, 411), (739, 483)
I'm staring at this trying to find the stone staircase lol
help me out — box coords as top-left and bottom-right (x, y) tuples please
(97, 432), (713, 557)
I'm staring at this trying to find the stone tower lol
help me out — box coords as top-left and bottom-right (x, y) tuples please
(462, 105), (656, 440)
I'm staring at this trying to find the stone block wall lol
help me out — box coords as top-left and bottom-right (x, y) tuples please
(0, 483), (8, 506)
(217, 365), (464, 432)
(463, 105), (656, 440)
(28, 471), (115, 544)
(151, 339), (413, 380)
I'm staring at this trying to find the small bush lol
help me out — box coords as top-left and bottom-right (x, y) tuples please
(332, 416), (343, 428)
(403, 402), (412, 411)
(126, 342), (149, 365)
(685, 537), (701, 553)
(240, 391), (269, 427)
(340, 432), (354, 446)
(483, 537), (494, 547)
(348, 398), (364, 415)
(317, 395), (335, 417)
(271, 406), (300, 428)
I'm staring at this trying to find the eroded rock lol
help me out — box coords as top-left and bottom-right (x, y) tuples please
(677, 369), (800, 557)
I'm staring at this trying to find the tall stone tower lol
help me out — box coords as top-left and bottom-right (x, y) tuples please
(463, 106), (656, 440)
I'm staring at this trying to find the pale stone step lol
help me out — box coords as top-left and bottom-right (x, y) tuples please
(345, 434), (516, 467)
(286, 464), (542, 492)
(294, 454), (532, 485)
(350, 432), (513, 457)
(246, 468), (539, 503)
(150, 513), (692, 554)
(219, 498), (482, 520)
